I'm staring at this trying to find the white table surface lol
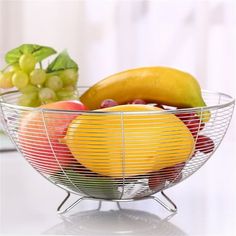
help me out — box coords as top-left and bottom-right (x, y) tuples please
(0, 127), (235, 236)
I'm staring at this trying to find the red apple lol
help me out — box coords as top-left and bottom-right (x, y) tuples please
(19, 100), (88, 174)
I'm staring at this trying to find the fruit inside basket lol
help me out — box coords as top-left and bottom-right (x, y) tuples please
(0, 89), (234, 205)
(0, 44), (234, 214)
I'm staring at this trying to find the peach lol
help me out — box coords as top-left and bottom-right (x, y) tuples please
(18, 100), (88, 174)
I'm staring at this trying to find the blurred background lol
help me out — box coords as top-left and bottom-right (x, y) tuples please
(0, 0), (236, 93)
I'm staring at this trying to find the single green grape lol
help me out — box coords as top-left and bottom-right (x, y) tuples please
(60, 94), (78, 101)
(30, 69), (46, 85)
(45, 75), (63, 91)
(18, 93), (40, 107)
(56, 85), (79, 101)
(57, 94), (78, 101)
(56, 89), (75, 98)
(39, 88), (57, 102)
(19, 53), (36, 73)
(0, 71), (14, 89)
(57, 85), (77, 100)
(12, 71), (29, 89)
(63, 85), (76, 91)
(57, 85), (76, 94)
(60, 69), (78, 86)
(20, 84), (39, 94)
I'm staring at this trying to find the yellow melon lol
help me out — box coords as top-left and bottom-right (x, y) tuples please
(64, 105), (194, 177)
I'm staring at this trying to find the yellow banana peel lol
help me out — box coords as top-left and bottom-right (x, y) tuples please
(80, 67), (211, 122)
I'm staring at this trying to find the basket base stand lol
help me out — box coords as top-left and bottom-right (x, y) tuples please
(57, 191), (177, 215)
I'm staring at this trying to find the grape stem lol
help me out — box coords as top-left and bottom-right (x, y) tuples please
(2, 63), (14, 72)
(39, 61), (43, 69)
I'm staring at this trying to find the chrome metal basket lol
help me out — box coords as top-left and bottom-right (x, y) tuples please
(0, 89), (234, 214)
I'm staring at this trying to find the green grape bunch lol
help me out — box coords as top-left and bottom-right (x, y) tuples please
(0, 44), (79, 107)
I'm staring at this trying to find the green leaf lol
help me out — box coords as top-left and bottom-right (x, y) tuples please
(5, 44), (57, 64)
(46, 50), (78, 73)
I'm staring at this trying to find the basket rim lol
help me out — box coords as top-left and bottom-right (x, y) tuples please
(0, 89), (235, 114)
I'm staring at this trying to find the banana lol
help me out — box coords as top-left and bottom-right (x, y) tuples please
(80, 67), (210, 122)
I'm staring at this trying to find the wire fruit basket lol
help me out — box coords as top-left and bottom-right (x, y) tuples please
(0, 89), (234, 214)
